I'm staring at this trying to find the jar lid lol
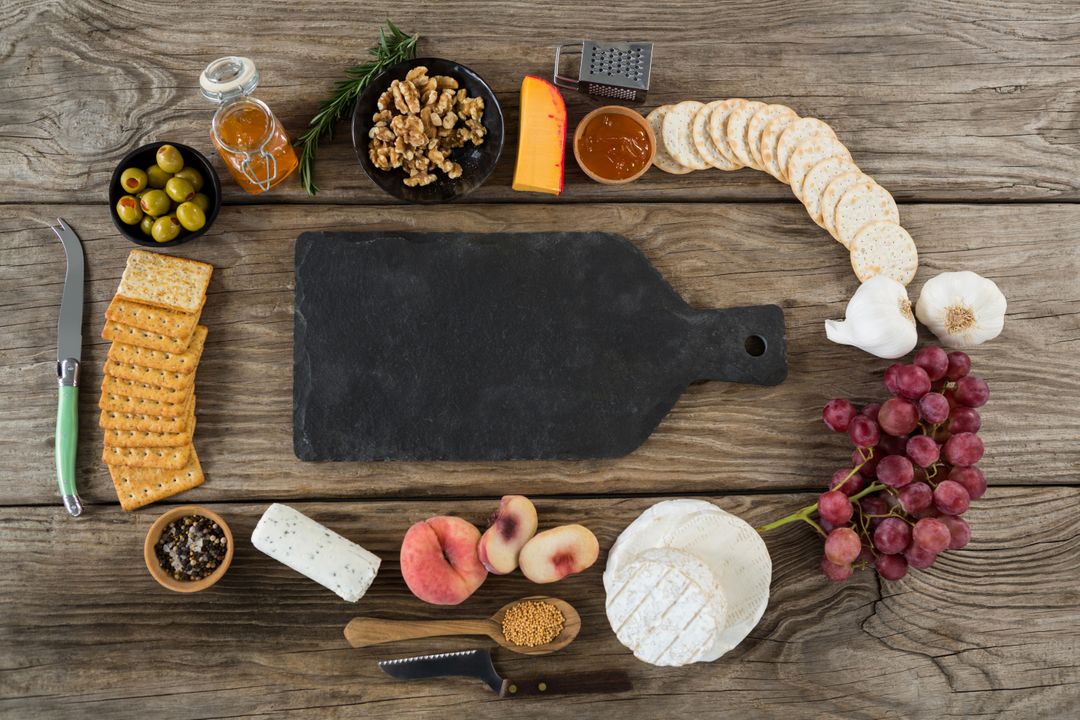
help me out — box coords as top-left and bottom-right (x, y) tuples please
(200, 56), (259, 103)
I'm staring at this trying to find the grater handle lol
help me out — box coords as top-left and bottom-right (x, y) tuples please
(553, 42), (583, 90)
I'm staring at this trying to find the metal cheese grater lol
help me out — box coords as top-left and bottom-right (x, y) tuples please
(553, 41), (652, 103)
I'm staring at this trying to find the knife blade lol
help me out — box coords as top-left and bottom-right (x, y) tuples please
(377, 649), (633, 699)
(51, 218), (84, 517)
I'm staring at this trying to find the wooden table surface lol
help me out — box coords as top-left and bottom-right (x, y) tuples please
(2, 2), (1079, 718)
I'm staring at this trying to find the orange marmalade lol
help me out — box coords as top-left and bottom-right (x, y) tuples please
(575, 110), (652, 181)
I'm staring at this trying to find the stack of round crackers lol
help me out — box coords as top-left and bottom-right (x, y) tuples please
(98, 249), (213, 511)
(646, 100), (918, 286)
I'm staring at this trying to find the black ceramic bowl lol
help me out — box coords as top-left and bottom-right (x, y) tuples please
(352, 58), (504, 203)
(108, 141), (222, 248)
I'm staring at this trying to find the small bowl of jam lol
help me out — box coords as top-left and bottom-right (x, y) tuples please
(144, 506), (233, 593)
(573, 106), (656, 185)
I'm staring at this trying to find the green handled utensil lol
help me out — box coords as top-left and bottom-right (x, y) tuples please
(51, 218), (84, 517)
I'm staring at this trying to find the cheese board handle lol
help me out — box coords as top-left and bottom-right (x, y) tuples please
(344, 617), (500, 648)
(684, 304), (787, 386)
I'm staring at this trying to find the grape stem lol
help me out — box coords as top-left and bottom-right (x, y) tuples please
(756, 482), (887, 535)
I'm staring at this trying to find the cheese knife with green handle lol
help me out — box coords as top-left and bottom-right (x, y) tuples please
(51, 218), (84, 517)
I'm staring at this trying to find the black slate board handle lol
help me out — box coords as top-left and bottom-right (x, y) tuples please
(683, 305), (788, 386)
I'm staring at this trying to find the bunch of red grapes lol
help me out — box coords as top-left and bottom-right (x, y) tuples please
(818, 346), (988, 581)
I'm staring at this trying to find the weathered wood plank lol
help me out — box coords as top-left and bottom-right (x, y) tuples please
(2, 1), (1080, 204)
(1, 490), (1077, 719)
(1, 202), (1077, 506)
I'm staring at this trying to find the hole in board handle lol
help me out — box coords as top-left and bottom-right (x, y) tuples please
(744, 335), (767, 357)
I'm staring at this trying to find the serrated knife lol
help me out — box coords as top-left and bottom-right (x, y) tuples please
(51, 218), (84, 517)
(377, 649), (632, 698)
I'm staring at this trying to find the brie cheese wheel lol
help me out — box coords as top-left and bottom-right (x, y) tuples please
(251, 503), (381, 602)
(606, 548), (727, 667)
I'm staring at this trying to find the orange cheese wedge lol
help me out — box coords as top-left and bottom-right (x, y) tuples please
(512, 76), (567, 195)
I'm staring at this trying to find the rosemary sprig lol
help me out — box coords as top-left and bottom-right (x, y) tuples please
(295, 20), (419, 195)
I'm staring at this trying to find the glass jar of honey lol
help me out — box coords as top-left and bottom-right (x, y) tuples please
(199, 57), (298, 193)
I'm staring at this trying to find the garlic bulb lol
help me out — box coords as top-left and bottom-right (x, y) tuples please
(915, 271), (1006, 348)
(825, 275), (918, 359)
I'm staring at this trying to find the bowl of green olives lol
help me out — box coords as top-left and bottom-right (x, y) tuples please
(109, 141), (221, 247)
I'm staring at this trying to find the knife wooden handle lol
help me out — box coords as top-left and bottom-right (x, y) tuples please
(500, 670), (633, 698)
(344, 617), (499, 648)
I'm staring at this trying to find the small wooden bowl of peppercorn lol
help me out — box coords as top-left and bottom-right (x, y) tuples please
(144, 505), (234, 593)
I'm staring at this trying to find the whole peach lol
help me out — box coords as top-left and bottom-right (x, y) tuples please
(400, 516), (488, 605)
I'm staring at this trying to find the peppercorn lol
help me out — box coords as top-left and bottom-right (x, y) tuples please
(154, 514), (227, 581)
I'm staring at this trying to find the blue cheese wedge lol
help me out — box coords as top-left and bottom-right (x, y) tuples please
(251, 503), (380, 602)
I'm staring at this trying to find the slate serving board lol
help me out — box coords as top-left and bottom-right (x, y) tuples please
(294, 232), (787, 461)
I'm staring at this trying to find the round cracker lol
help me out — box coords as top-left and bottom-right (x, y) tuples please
(724, 99), (766, 169)
(747, 104), (796, 169)
(834, 179), (900, 248)
(820, 170), (864, 238)
(647, 106), (693, 175)
(801, 157), (859, 228)
(662, 100), (710, 170)
(787, 135), (851, 201)
(707, 98), (748, 170)
(692, 101), (741, 171)
(759, 112), (800, 180)
(775, 117), (835, 184)
(849, 221), (918, 285)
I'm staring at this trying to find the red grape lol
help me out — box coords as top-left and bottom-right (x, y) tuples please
(877, 454), (915, 488)
(954, 376), (989, 408)
(879, 397), (919, 436)
(898, 482), (933, 514)
(825, 527), (862, 565)
(944, 432), (984, 466)
(895, 364), (931, 400)
(853, 448), (880, 477)
(905, 435), (940, 468)
(884, 364), (903, 395)
(904, 544), (938, 569)
(918, 392), (950, 424)
(821, 556), (853, 581)
(875, 553), (908, 580)
(819, 490), (854, 525)
(941, 516), (971, 549)
(945, 351), (971, 380)
(912, 517), (951, 554)
(878, 432), (909, 457)
(847, 415), (880, 448)
(949, 406), (981, 434)
(873, 517), (912, 554)
(823, 398), (857, 432)
(949, 466), (986, 500)
(913, 346), (949, 381)
(831, 468), (865, 496)
(861, 403), (881, 422)
(933, 479), (971, 515)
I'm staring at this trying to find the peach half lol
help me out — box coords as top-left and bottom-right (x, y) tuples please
(518, 524), (600, 584)
(400, 516), (488, 605)
(477, 495), (538, 574)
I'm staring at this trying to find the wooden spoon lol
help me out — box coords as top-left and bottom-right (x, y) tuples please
(343, 595), (580, 656)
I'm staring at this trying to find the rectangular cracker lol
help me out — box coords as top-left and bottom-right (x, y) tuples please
(99, 394), (194, 433)
(102, 319), (193, 354)
(103, 443), (191, 470)
(104, 358), (196, 391)
(101, 374), (192, 406)
(107, 325), (207, 374)
(116, 249), (213, 314)
(108, 446), (204, 511)
(106, 297), (200, 340)
(102, 414), (196, 448)
(99, 389), (191, 418)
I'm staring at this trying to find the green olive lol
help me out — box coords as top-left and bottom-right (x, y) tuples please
(165, 176), (195, 203)
(155, 145), (184, 174)
(120, 168), (148, 194)
(115, 195), (143, 225)
(192, 193), (211, 211)
(173, 167), (204, 192)
(139, 189), (171, 217)
(146, 164), (171, 189)
(139, 215), (155, 236)
(151, 215), (182, 243)
(175, 202), (206, 231)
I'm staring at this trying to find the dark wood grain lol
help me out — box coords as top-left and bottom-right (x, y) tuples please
(2, 1), (1080, 204)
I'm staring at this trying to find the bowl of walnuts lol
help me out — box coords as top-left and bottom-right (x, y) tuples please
(352, 57), (505, 203)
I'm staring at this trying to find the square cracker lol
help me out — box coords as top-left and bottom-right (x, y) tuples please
(104, 358), (196, 391)
(102, 319), (193, 354)
(107, 325), (207, 374)
(116, 249), (213, 314)
(99, 389), (190, 418)
(103, 443), (191, 470)
(108, 446), (204, 511)
(99, 394), (194, 433)
(101, 374), (192, 406)
(106, 297), (200, 340)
